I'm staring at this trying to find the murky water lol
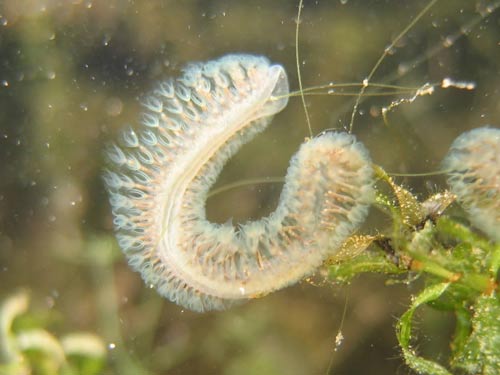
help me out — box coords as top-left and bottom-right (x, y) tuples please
(0, 1), (498, 374)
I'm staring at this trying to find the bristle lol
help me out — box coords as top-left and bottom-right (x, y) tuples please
(104, 54), (374, 312)
(443, 126), (499, 241)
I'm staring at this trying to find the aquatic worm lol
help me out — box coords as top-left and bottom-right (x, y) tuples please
(103, 54), (374, 312)
(442, 127), (499, 242)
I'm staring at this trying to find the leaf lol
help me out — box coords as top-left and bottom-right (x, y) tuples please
(396, 282), (452, 375)
(328, 249), (403, 282)
(421, 190), (455, 220)
(325, 235), (378, 264)
(374, 165), (425, 227)
(451, 294), (500, 375)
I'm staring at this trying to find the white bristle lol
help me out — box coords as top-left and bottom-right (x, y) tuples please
(443, 126), (500, 241)
(104, 54), (374, 312)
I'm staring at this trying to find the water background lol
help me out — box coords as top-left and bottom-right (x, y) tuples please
(0, 1), (499, 374)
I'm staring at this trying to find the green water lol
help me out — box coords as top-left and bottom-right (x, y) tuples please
(0, 1), (498, 374)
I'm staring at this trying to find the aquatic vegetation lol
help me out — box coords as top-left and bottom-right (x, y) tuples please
(329, 167), (500, 375)
(102, 0), (500, 371)
(104, 48), (500, 370)
(0, 291), (106, 375)
(1, 0), (499, 374)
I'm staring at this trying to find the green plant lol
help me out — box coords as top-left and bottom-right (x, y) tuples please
(328, 166), (499, 375)
(0, 291), (106, 375)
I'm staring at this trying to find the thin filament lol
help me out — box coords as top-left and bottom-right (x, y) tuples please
(296, 0), (313, 138)
(348, 0), (440, 133)
(208, 177), (285, 198)
(207, 169), (450, 200)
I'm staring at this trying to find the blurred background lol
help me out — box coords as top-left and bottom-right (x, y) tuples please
(0, 0), (498, 374)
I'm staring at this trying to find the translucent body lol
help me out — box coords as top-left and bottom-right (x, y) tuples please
(443, 127), (500, 242)
(104, 54), (374, 312)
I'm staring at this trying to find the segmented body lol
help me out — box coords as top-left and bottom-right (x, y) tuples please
(443, 127), (500, 242)
(104, 54), (374, 312)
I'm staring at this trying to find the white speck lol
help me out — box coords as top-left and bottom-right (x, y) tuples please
(239, 287), (246, 295)
(1, 80), (9, 87)
(441, 78), (475, 90)
(102, 34), (111, 46)
(108, 343), (116, 350)
(443, 36), (454, 47)
(125, 66), (134, 76)
(334, 331), (344, 351)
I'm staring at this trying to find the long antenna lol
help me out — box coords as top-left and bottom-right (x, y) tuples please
(348, 0), (439, 133)
(296, 0), (313, 138)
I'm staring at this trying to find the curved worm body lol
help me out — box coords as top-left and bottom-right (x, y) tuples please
(104, 54), (374, 312)
(443, 127), (499, 242)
